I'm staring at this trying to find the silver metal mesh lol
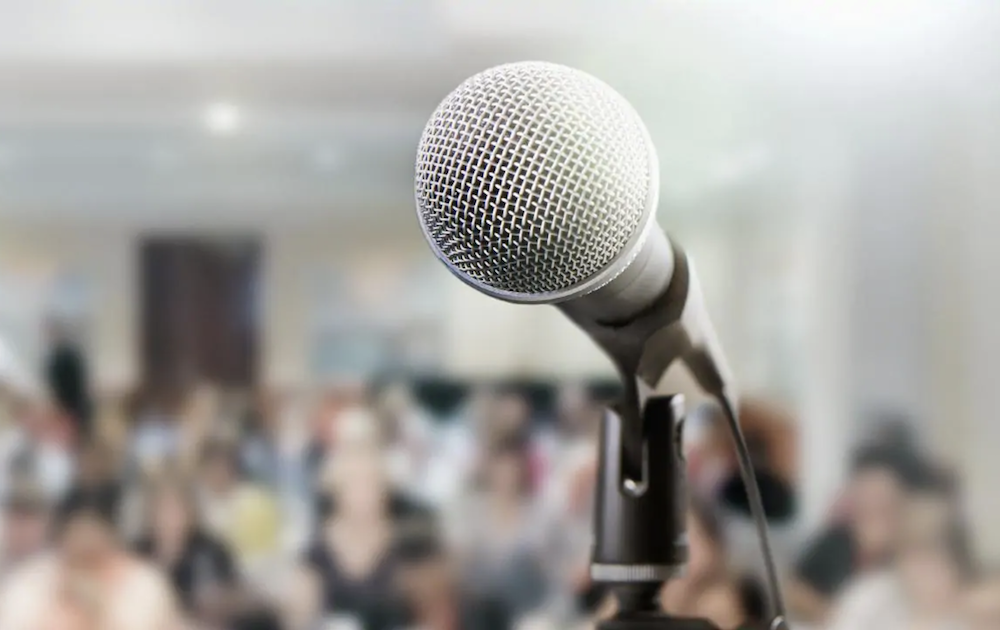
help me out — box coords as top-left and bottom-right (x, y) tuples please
(415, 61), (656, 298)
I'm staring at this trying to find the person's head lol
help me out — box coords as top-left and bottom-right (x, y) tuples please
(182, 384), (220, 429)
(1, 482), (51, 560)
(846, 447), (907, 557)
(145, 478), (198, 543)
(481, 438), (533, 500)
(376, 382), (417, 428)
(55, 485), (121, 568)
(396, 535), (456, 607)
(686, 498), (727, 581)
(323, 447), (389, 525)
(250, 387), (281, 435)
(76, 439), (119, 487)
(484, 388), (531, 444)
(556, 384), (601, 437)
(199, 440), (242, 493)
(334, 405), (386, 451)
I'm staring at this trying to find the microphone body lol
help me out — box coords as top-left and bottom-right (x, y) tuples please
(414, 61), (741, 630)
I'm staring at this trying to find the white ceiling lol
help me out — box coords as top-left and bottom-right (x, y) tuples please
(0, 0), (992, 226)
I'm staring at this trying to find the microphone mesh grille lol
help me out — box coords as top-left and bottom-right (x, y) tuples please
(415, 62), (656, 297)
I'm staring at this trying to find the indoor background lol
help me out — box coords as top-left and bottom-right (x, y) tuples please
(0, 2), (996, 629)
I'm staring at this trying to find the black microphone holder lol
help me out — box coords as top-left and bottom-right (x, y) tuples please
(591, 393), (722, 630)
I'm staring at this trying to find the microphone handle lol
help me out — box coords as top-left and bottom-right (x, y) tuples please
(591, 395), (687, 580)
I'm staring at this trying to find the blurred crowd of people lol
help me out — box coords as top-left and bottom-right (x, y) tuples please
(0, 330), (997, 630)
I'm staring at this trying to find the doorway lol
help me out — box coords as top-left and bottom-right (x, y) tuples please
(140, 237), (261, 394)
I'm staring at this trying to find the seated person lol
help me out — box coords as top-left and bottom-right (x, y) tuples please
(134, 477), (239, 625)
(826, 479), (973, 630)
(396, 533), (511, 630)
(449, 438), (549, 620)
(0, 484), (180, 629)
(303, 444), (408, 630)
(197, 440), (281, 576)
(787, 446), (911, 624)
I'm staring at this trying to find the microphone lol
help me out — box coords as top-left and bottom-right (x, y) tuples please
(414, 61), (729, 399)
(414, 61), (787, 630)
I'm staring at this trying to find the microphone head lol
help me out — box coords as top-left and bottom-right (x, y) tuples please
(415, 61), (659, 303)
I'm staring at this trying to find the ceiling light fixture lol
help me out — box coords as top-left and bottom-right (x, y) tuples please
(204, 102), (242, 136)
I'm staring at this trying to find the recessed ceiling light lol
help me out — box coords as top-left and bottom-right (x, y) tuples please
(204, 102), (242, 136)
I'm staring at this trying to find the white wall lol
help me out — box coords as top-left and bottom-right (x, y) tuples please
(0, 221), (136, 392)
(0, 219), (616, 394)
(263, 222), (615, 386)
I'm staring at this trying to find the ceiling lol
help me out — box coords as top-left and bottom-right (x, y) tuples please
(0, 0), (991, 227)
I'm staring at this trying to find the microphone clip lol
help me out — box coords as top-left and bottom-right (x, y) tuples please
(591, 394), (722, 630)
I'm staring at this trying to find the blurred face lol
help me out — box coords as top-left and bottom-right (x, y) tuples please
(334, 452), (387, 522)
(380, 385), (413, 419)
(489, 394), (530, 441)
(78, 447), (115, 484)
(556, 386), (592, 433)
(151, 491), (192, 541)
(486, 452), (526, 498)
(202, 456), (237, 492)
(60, 513), (117, 567)
(850, 468), (903, 556)
(2, 508), (49, 558)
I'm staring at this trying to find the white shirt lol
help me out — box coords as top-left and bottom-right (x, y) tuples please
(826, 571), (967, 630)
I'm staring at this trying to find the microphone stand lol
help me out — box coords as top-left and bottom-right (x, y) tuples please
(591, 393), (721, 630)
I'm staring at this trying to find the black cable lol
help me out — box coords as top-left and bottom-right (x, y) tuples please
(715, 388), (788, 630)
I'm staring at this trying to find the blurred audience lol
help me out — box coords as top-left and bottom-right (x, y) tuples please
(130, 389), (183, 477)
(397, 534), (511, 630)
(135, 477), (240, 626)
(0, 484), (179, 629)
(0, 480), (51, 580)
(826, 470), (974, 630)
(450, 437), (549, 620)
(304, 413), (410, 630)
(0, 401), (74, 503)
(43, 318), (92, 440)
(198, 440), (282, 578)
(0, 347), (988, 630)
(787, 445), (910, 624)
